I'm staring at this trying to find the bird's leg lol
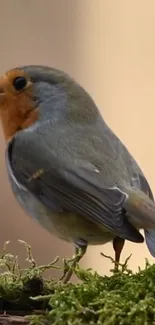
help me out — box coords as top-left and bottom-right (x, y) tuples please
(61, 242), (87, 284)
(113, 237), (125, 270)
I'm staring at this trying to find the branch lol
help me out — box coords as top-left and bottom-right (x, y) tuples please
(0, 315), (28, 325)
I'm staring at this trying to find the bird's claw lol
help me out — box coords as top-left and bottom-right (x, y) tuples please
(59, 258), (72, 281)
(100, 252), (120, 271)
(59, 248), (86, 284)
(100, 251), (132, 273)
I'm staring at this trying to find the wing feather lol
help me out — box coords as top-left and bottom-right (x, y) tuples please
(6, 134), (144, 243)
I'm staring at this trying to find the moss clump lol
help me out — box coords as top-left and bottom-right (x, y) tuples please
(0, 240), (60, 313)
(0, 241), (155, 324)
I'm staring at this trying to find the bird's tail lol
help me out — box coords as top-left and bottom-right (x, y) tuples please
(123, 186), (155, 256)
(144, 229), (155, 257)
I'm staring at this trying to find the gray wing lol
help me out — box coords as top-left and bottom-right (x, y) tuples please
(102, 121), (154, 201)
(6, 134), (143, 243)
(120, 145), (154, 201)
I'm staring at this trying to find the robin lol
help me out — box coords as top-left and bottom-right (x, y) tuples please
(0, 65), (154, 283)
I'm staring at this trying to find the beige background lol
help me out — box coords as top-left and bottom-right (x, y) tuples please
(0, 0), (155, 278)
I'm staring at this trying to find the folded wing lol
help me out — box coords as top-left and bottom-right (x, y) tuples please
(6, 133), (144, 243)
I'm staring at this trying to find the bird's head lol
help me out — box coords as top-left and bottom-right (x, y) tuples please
(0, 65), (99, 141)
(0, 65), (71, 141)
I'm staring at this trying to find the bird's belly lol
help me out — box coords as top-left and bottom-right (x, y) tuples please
(10, 178), (113, 245)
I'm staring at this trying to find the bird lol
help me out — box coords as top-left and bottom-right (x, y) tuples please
(0, 64), (154, 283)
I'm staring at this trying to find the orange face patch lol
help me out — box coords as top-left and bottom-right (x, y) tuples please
(0, 69), (39, 141)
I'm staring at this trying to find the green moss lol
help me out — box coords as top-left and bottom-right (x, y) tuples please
(0, 241), (155, 324)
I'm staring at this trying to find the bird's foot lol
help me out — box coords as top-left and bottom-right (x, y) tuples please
(60, 246), (86, 284)
(101, 251), (132, 272)
(113, 237), (125, 271)
(100, 252), (120, 271)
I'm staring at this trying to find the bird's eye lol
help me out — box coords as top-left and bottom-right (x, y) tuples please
(13, 76), (27, 91)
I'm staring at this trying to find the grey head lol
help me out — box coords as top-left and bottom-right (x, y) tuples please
(11, 65), (101, 125)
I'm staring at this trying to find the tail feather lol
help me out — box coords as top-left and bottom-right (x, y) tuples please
(144, 229), (155, 257)
(123, 187), (155, 229)
(138, 175), (155, 257)
(122, 186), (155, 257)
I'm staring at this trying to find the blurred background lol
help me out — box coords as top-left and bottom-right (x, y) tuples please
(0, 0), (155, 278)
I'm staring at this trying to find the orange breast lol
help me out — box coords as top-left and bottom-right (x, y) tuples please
(0, 92), (39, 141)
